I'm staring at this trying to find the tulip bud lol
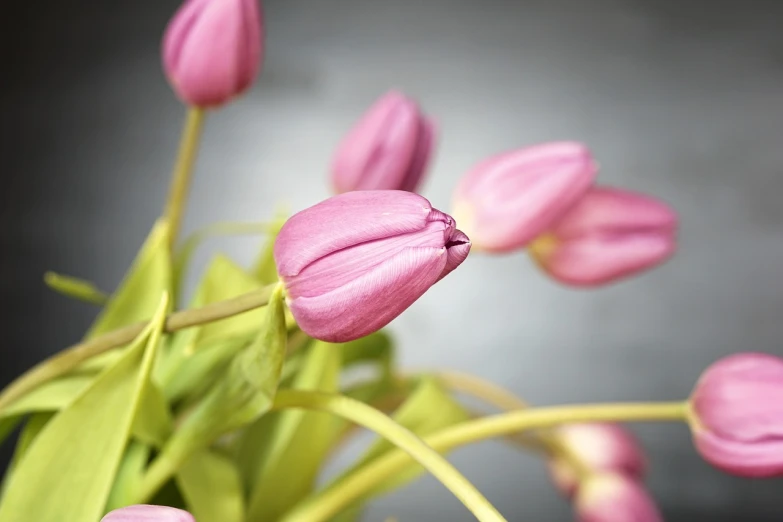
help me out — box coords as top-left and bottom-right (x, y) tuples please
(332, 91), (435, 194)
(101, 505), (195, 522)
(689, 352), (783, 477)
(451, 142), (597, 253)
(575, 474), (662, 522)
(162, 0), (263, 107)
(548, 423), (646, 497)
(274, 190), (471, 342)
(529, 186), (677, 287)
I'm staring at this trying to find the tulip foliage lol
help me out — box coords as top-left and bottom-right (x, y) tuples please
(1, 1), (781, 522)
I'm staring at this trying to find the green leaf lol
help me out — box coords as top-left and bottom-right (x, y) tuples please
(251, 215), (286, 284)
(43, 271), (108, 305)
(340, 331), (394, 375)
(329, 378), (470, 518)
(176, 450), (244, 522)
(85, 220), (171, 339)
(0, 295), (169, 522)
(242, 340), (342, 521)
(173, 221), (272, 299)
(132, 381), (173, 448)
(158, 254), (264, 399)
(163, 335), (253, 405)
(105, 441), (151, 511)
(0, 375), (94, 419)
(156, 286), (287, 468)
(0, 413), (54, 500)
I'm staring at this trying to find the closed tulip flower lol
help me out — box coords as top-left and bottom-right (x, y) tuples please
(274, 190), (470, 342)
(163, 0), (263, 107)
(101, 505), (195, 522)
(451, 142), (597, 253)
(530, 186), (677, 287)
(689, 352), (783, 477)
(549, 423), (646, 497)
(332, 91), (435, 194)
(575, 474), (662, 522)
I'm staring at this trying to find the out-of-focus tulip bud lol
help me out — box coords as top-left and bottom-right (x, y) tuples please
(162, 0), (263, 107)
(575, 474), (662, 522)
(529, 186), (677, 287)
(548, 423), (646, 497)
(101, 505), (195, 522)
(451, 142), (597, 253)
(689, 352), (783, 477)
(332, 91), (435, 194)
(274, 190), (470, 342)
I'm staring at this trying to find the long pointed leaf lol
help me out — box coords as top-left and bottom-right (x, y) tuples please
(0, 295), (169, 522)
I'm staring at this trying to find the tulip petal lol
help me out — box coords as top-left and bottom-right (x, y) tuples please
(399, 116), (436, 193)
(289, 246), (447, 342)
(577, 474), (662, 522)
(453, 142), (597, 252)
(693, 428), (783, 478)
(439, 230), (471, 281)
(101, 504), (195, 522)
(285, 219), (453, 299)
(692, 352), (783, 442)
(274, 190), (435, 277)
(332, 92), (419, 193)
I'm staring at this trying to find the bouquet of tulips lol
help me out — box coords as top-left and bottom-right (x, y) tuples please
(1, 1), (781, 522)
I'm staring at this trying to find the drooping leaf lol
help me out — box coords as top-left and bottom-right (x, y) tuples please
(329, 378), (470, 520)
(0, 375), (94, 419)
(152, 286), (287, 472)
(173, 221), (271, 299)
(0, 413), (53, 499)
(85, 220), (171, 339)
(105, 440), (151, 511)
(242, 340), (342, 521)
(132, 380), (173, 448)
(163, 334), (253, 405)
(43, 271), (108, 305)
(0, 295), (169, 522)
(158, 254), (264, 399)
(176, 450), (244, 522)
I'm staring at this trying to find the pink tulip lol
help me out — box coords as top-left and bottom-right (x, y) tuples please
(451, 142), (597, 253)
(549, 423), (646, 497)
(163, 0), (263, 107)
(575, 474), (662, 522)
(101, 505), (195, 522)
(689, 352), (783, 477)
(274, 190), (471, 342)
(332, 91), (435, 194)
(529, 186), (677, 286)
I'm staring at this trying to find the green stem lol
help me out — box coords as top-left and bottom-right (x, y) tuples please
(0, 284), (277, 412)
(435, 371), (592, 479)
(164, 108), (205, 250)
(280, 401), (688, 522)
(272, 390), (507, 522)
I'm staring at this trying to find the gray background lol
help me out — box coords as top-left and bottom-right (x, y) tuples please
(2, 0), (783, 519)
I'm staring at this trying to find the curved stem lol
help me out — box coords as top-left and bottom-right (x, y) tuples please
(272, 390), (507, 522)
(0, 284), (277, 412)
(164, 108), (205, 250)
(280, 401), (688, 522)
(435, 371), (591, 478)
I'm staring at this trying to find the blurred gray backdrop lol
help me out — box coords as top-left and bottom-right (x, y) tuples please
(2, 0), (783, 520)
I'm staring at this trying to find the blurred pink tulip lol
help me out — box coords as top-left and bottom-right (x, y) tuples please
(549, 423), (646, 497)
(332, 91), (435, 194)
(690, 352), (783, 477)
(101, 505), (194, 522)
(452, 142), (597, 253)
(274, 190), (470, 342)
(163, 0), (263, 107)
(530, 186), (677, 286)
(575, 474), (662, 522)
